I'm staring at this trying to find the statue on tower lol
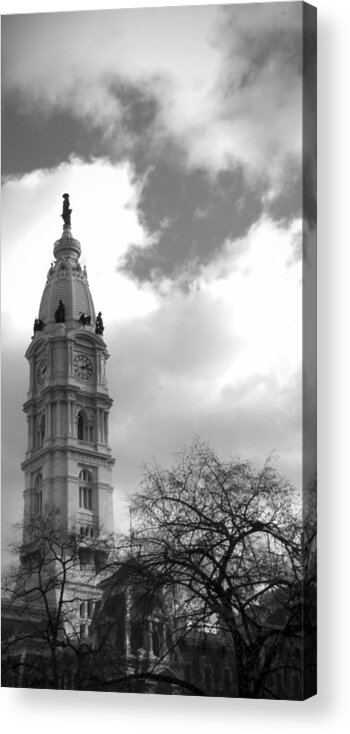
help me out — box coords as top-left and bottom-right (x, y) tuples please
(79, 313), (91, 326)
(32, 317), (45, 337)
(55, 300), (65, 323)
(95, 312), (104, 335)
(61, 193), (72, 226)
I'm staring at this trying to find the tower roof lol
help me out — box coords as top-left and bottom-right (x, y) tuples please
(37, 201), (96, 331)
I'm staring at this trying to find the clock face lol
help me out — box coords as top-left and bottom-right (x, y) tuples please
(74, 354), (93, 380)
(37, 358), (48, 385)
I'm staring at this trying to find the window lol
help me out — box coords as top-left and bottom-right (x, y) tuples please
(79, 600), (95, 619)
(77, 411), (94, 442)
(79, 487), (92, 510)
(88, 600), (95, 618)
(79, 469), (92, 511)
(79, 550), (92, 570)
(77, 412), (84, 440)
(131, 620), (144, 655)
(34, 492), (43, 514)
(152, 621), (164, 657)
(79, 599), (95, 638)
(39, 415), (45, 446)
(36, 414), (45, 448)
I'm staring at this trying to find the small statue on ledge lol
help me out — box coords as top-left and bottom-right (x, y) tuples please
(95, 312), (104, 335)
(79, 313), (91, 326)
(33, 318), (45, 336)
(55, 300), (65, 323)
(61, 193), (72, 226)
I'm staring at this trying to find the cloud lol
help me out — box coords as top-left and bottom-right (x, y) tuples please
(119, 163), (265, 285)
(201, 3), (303, 178)
(2, 4), (304, 193)
(3, 6), (305, 295)
(1, 7), (219, 139)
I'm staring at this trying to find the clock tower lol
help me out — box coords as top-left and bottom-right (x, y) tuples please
(21, 195), (115, 545)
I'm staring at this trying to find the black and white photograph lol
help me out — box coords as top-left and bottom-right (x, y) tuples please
(1, 1), (316, 702)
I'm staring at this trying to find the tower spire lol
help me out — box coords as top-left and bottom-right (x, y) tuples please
(23, 195), (115, 541)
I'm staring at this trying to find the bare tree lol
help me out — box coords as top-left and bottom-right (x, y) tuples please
(2, 446), (316, 699)
(2, 513), (194, 694)
(2, 512), (111, 689)
(123, 439), (315, 699)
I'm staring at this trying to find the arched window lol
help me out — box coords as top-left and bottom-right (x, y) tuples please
(79, 468), (92, 511)
(34, 473), (43, 514)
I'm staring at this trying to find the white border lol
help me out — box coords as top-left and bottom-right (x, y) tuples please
(1, 0), (350, 732)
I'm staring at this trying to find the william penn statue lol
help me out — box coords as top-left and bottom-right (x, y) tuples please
(61, 193), (72, 226)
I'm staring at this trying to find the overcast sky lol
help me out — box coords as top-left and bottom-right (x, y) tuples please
(1, 3), (316, 561)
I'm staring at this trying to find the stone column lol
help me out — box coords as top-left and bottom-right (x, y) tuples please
(66, 400), (69, 435)
(100, 408), (105, 443)
(104, 411), (108, 445)
(68, 345), (73, 374)
(97, 408), (101, 442)
(55, 401), (60, 436)
(48, 344), (53, 377)
(71, 401), (75, 435)
(47, 404), (52, 438)
(27, 415), (32, 450)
